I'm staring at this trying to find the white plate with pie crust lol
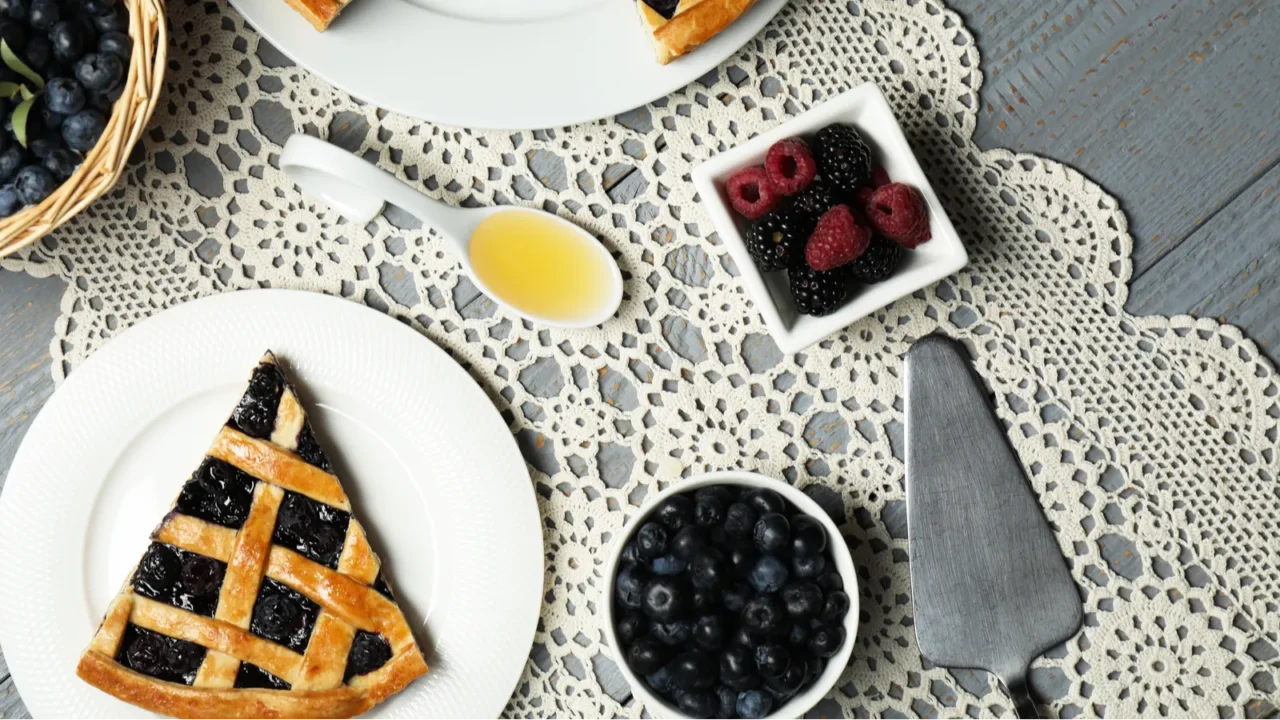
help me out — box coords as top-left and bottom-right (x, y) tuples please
(228, 0), (789, 130)
(0, 289), (542, 718)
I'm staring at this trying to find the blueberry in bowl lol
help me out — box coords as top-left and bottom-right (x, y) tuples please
(604, 471), (858, 718)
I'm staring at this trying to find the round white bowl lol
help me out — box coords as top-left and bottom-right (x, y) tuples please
(601, 470), (860, 718)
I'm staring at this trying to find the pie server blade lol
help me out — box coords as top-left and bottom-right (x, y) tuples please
(904, 335), (1083, 719)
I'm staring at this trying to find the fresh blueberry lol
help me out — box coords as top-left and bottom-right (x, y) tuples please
(716, 686), (737, 719)
(736, 689), (773, 719)
(614, 566), (647, 610)
(748, 555), (789, 594)
(651, 619), (692, 647)
(787, 621), (810, 646)
(626, 636), (666, 675)
(719, 645), (755, 687)
(694, 485), (734, 508)
(727, 542), (757, 578)
(649, 553), (687, 576)
(677, 689), (716, 718)
(615, 611), (645, 645)
(816, 570), (843, 593)
(807, 624), (845, 658)
(91, 4), (126, 33)
(641, 576), (690, 622)
(730, 624), (762, 651)
(693, 496), (724, 527)
(0, 146), (24, 182)
(669, 650), (716, 690)
(743, 488), (786, 516)
(49, 21), (84, 64)
(0, 184), (20, 216)
(669, 524), (708, 561)
(80, 0), (115, 14)
(654, 494), (693, 530)
(27, 0), (56, 30)
(691, 586), (716, 613)
(0, 0), (26, 20)
(635, 521), (669, 560)
(29, 132), (63, 159)
(722, 502), (758, 538)
(23, 34), (49, 68)
(645, 664), (676, 697)
(689, 550), (727, 590)
(791, 552), (826, 579)
(0, 121), (7, 153)
(753, 643), (790, 678)
(740, 594), (787, 637)
(753, 513), (790, 554)
(790, 514), (827, 556)
(692, 614), (725, 650)
(74, 52), (122, 92)
(781, 582), (823, 618)
(721, 582), (749, 613)
(61, 109), (105, 151)
(0, 20), (25, 49)
(819, 589), (850, 624)
(97, 29), (129, 58)
(44, 77), (84, 115)
(763, 661), (805, 698)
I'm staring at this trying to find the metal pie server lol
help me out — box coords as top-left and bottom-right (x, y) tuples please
(904, 335), (1083, 719)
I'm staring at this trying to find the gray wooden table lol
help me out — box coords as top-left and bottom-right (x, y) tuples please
(0, 1), (1276, 717)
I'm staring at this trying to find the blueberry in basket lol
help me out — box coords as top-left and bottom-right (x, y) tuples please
(0, 0), (131, 218)
(613, 484), (850, 718)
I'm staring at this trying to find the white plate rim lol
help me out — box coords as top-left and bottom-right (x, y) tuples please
(0, 289), (542, 718)
(227, 0), (790, 130)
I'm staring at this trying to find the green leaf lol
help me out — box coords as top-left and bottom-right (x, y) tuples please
(11, 95), (35, 148)
(0, 39), (43, 90)
(18, 84), (33, 101)
(0, 81), (21, 98)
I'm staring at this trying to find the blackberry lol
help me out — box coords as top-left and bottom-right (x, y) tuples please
(814, 124), (872, 196)
(747, 209), (812, 272)
(848, 235), (903, 283)
(789, 265), (849, 316)
(789, 179), (837, 223)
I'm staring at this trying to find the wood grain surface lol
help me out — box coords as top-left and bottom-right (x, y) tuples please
(0, 1), (1277, 717)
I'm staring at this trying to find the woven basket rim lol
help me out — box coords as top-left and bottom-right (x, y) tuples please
(0, 0), (167, 259)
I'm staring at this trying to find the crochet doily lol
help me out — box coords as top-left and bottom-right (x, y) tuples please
(4, 0), (1278, 716)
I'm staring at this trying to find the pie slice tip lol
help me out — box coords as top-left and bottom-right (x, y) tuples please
(77, 351), (428, 719)
(637, 0), (764, 64)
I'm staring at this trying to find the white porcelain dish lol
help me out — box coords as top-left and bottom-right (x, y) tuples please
(0, 289), (543, 717)
(229, 0), (789, 130)
(601, 470), (860, 718)
(691, 82), (969, 354)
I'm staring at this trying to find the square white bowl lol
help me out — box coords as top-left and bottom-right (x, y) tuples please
(691, 82), (968, 354)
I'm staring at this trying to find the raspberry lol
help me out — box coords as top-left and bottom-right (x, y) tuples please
(790, 180), (838, 224)
(789, 265), (850, 316)
(726, 166), (779, 220)
(870, 166), (891, 188)
(866, 183), (932, 248)
(813, 124), (872, 196)
(764, 138), (817, 195)
(747, 209), (812, 272)
(848, 235), (903, 283)
(804, 205), (871, 272)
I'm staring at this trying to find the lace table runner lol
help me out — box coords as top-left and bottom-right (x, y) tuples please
(4, 0), (1278, 716)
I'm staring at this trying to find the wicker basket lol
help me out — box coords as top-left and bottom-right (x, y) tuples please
(0, 0), (166, 258)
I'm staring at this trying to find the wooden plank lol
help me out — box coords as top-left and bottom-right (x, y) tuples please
(0, 674), (30, 720)
(1127, 164), (1278, 359)
(951, 0), (1279, 277)
(0, 271), (62, 494)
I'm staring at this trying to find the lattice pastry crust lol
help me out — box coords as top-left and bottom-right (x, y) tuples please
(636, 0), (763, 63)
(76, 352), (428, 719)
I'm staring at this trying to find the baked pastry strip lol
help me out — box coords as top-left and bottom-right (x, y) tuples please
(647, 0), (763, 64)
(209, 426), (351, 511)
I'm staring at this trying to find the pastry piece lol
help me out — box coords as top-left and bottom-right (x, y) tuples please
(636, 0), (763, 64)
(282, 0), (351, 31)
(77, 352), (428, 719)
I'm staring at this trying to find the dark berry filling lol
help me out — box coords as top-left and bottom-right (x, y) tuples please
(249, 578), (320, 653)
(228, 363), (285, 439)
(174, 457), (257, 530)
(115, 624), (206, 685)
(234, 662), (291, 690)
(294, 422), (332, 472)
(344, 631), (392, 682)
(644, 0), (679, 19)
(371, 573), (395, 601)
(272, 491), (350, 570)
(132, 543), (227, 617)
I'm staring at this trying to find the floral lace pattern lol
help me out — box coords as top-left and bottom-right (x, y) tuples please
(4, 0), (1278, 716)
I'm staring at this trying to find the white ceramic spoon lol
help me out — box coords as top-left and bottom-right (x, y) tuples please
(280, 134), (623, 328)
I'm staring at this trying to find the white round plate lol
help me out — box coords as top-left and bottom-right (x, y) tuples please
(228, 0), (789, 130)
(0, 290), (542, 718)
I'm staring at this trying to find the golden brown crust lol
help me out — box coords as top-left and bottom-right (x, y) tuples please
(348, 649), (430, 706)
(642, 0), (762, 64)
(293, 612), (357, 691)
(209, 427), (350, 510)
(218, 482), (285, 628)
(337, 519), (380, 585)
(77, 651), (370, 719)
(279, 0), (348, 32)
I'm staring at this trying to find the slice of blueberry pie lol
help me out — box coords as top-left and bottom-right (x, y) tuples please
(76, 352), (428, 718)
(635, 0), (763, 64)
